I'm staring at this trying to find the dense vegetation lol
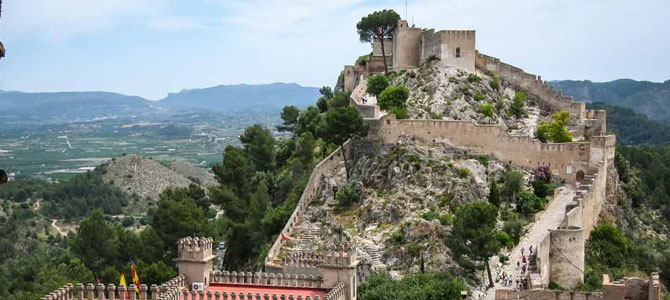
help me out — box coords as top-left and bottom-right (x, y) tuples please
(358, 272), (468, 300)
(580, 147), (670, 292)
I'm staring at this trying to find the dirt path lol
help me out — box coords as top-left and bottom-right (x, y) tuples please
(482, 185), (576, 299)
(51, 219), (68, 236)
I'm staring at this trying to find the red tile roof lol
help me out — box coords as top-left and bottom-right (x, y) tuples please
(206, 283), (328, 298)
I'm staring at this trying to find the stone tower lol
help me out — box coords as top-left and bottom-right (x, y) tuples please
(320, 244), (359, 300)
(175, 236), (216, 287)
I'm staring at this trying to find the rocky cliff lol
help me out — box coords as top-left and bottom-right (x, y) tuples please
(284, 139), (533, 278)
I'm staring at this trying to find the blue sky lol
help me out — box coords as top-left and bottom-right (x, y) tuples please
(0, 0), (668, 100)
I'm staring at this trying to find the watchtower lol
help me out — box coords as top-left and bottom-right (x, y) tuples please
(319, 243), (359, 300)
(175, 236), (216, 287)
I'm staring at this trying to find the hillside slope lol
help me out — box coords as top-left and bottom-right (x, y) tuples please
(286, 140), (533, 278)
(389, 62), (545, 137)
(551, 79), (670, 124)
(101, 154), (193, 203)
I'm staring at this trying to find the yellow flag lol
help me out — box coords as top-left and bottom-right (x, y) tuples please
(119, 271), (130, 298)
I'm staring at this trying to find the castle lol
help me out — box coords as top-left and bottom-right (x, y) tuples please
(38, 19), (660, 300)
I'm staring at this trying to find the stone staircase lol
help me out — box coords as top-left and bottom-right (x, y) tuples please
(362, 243), (384, 267)
(296, 224), (322, 253)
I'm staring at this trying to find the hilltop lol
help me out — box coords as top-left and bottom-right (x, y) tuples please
(101, 154), (195, 203)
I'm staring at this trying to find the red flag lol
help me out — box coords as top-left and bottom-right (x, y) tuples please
(281, 232), (291, 241)
(131, 263), (142, 298)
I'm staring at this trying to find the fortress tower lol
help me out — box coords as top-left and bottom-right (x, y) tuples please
(175, 236), (216, 287)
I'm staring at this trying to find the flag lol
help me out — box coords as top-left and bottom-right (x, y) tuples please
(131, 263), (142, 298)
(119, 271), (130, 298)
(281, 232), (291, 241)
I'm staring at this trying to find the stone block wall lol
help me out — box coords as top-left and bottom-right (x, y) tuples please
(475, 52), (580, 114)
(368, 115), (589, 181)
(40, 275), (185, 300)
(549, 228), (585, 289)
(435, 30), (476, 72)
(495, 288), (603, 300)
(392, 20), (422, 70)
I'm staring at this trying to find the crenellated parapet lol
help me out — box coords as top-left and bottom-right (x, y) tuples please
(210, 271), (324, 288)
(177, 236), (214, 260)
(39, 275), (185, 300)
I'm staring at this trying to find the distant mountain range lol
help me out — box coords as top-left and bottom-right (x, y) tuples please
(0, 83), (320, 123)
(551, 79), (670, 124)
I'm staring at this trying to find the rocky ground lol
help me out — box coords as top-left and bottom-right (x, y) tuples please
(169, 160), (218, 188)
(389, 62), (545, 137)
(101, 154), (193, 202)
(283, 139), (536, 280)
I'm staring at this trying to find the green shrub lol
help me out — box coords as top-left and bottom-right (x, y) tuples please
(439, 194), (453, 207)
(431, 112), (442, 120)
(536, 111), (573, 143)
(438, 213), (454, 226)
(391, 230), (406, 245)
(467, 74), (482, 82)
(122, 216), (134, 227)
(495, 231), (514, 248)
(366, 74), (390, 96)
(356, 54), (370, 66)
(379, 85), (409, 111)
(511, 91), (526, 118)
(499, 254), (509, 264)
(479, 103), (494, 117)
(531, 180), (550, 198)
(406, 242), (423, 256)
(335, 183), (361, 212)
(422, 211), (439, 221)
(426, 55), (440, 63)
(458, 167), (470, 179)
(474, 91), (484, 101)
(503, 219), (524, 245)
(490, 73), (501, 90)
(390, 107), (409, 119)
(517, 191), (544, 216)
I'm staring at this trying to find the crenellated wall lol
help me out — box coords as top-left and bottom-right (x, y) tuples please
(368, 115), (591, 182)
(266, 141), (353, 268)
(40, 275), (186, 300)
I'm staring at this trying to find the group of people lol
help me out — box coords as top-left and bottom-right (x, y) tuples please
(498, 245), (534, 291)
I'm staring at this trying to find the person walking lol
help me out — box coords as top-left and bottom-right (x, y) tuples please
(521, 246), (525, 256)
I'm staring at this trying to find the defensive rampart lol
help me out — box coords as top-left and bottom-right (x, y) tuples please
(40, 275), (186, 300)
(365, 115), (615, 289)
(475, 52), (607, 138)
(368, 115), (594, 182)
(265, 141), (353, 268)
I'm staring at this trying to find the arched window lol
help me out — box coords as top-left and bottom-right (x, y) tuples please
(455, 47), (461, 58)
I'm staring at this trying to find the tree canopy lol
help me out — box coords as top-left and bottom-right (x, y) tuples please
(356, 10), (401, 73)
(446, 201), (501, 287)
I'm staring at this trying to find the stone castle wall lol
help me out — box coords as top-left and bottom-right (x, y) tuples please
(392, 20), (422, 70)
(368, 115), (592, 182)
(422, 29), (476, 72)
(364, 115), (614, 288)
(266, 141), (353, 268)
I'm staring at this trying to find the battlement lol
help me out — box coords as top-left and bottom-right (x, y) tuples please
(40, 275), (185, 300)
(177, 236), (214, 260)
(211, 271), (324, 288)
(321, 245), (357, 267)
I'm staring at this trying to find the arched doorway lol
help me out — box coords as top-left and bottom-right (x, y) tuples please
(576, 170), (585, 181)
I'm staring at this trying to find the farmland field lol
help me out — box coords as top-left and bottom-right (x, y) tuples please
(0, 111), (283, 180)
